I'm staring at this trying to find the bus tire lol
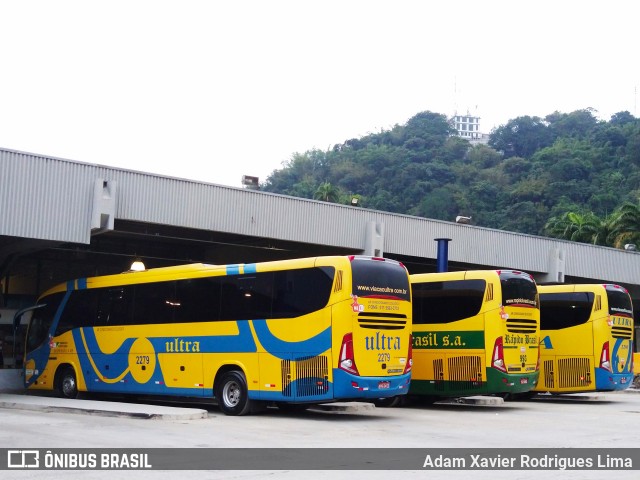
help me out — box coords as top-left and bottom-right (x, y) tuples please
(215, 370), (253, 416)
(58, 366), (78, 399)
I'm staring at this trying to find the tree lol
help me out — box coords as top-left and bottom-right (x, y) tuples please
(610, 200), (640, 248)
(609, 111), (636, 127)
(313, 182), (341, 203)
(263, 106), (640, 239)
(544, 211), (610, 245)
(488, 116), (554, 159)
(413, 186), (459, 220)
(545, 109), (599, 139)
(403, 111), (455, 151)
(465, 144), (502, 168)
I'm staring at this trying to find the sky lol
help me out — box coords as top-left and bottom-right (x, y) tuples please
(1, 1), (639, 189)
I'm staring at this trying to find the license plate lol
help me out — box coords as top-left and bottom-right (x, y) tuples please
(378, 381), (390, 389)
(621, 377), (627, 384)
(520, 378), (528, 385)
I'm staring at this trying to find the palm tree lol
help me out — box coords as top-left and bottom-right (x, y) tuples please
(313, 182), (341, 203)
(610, 200), (640, 248)
(544, 211), (609, 245)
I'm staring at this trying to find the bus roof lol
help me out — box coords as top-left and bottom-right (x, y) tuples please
(36, 255), (399, 299)
(538, 284), (628, 294)
(410, 269), (529, 283)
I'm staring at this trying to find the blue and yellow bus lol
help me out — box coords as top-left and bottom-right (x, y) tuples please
(22, 256), (413, 415)
(409, 270), (540, 399)
(536, 283), (634, 393)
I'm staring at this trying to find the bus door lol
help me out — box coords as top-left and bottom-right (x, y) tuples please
(23, 299), (62, 388)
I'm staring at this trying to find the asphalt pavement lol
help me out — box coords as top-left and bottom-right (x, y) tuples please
(0, 391), (508, 419)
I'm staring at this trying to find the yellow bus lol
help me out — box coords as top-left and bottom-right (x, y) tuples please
(409, 270), (540, 398)
(536, 284), (634, 393)
(21, 255), (413, 415)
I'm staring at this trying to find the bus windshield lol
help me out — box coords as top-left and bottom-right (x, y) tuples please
(606, 285), (633, 318)
(539, 292), (594, 330)
(499, 271), (538, 308)
(351, 257), (410, 301)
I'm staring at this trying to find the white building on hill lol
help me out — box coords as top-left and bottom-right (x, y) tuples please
(451, 112), (490, 145)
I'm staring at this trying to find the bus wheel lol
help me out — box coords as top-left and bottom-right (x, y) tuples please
(215, 371), (253, 416)
(58, 367), (78, 399)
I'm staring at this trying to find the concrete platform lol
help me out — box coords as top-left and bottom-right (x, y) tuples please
(310, 401), (377, 413)
(1, 382), (634, 420)
(0, 393), (209, 420)
(434, 395), (504, 406)
(0, 391), (379, 419)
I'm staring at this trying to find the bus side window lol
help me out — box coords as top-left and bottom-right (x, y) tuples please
(220, 275), (260, 320)
(174, 277), (222, 323)
(244, 272), (274, 319)
(272, 268), (333, 318)
(55, 290), (98, 335)
(96, 286), (134, 326)
(132, 282), (176, 324)
(216, 272), (277, 320)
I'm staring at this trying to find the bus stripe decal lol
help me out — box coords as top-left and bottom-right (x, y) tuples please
(612, 338), (632, 373)
(252, 319), (331, 360)
(74, 328), (135, 383)
(226, 265), (241, 275)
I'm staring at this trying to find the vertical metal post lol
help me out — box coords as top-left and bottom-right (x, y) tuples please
(435, 238), (452, 273)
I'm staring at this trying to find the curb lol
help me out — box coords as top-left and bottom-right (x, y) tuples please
(309, 402), (377, 413)
(434, 395), (504, 406)
(0, 394), (208, 420)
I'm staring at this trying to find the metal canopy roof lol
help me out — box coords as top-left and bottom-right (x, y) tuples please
(2, 147), (639, 304)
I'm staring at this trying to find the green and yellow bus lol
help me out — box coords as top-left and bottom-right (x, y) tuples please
(536, 284), (634, 393)
(409, 270), (540, 398)
(22, 255), (413, 415)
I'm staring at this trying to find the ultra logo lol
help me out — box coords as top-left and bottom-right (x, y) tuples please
(165, 338), (201, 352)
(364, 332), (401, 350)
(611, 317), (632, 327)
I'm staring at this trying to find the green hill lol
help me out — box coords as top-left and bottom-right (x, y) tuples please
(262, 109), (640, 248)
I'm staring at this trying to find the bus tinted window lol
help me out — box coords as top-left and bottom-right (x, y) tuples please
(133, 281), (177, 324)
(272, 267), (334, 317)
(499, 271), (538, 308)
(175, 277), (222, 323)
(412, 279), (486, 324)
(539, 292), (594, 330)
(219, 273), (274, 320)
(351, 259), (410, 301)
(27, 292), (65, 351)
(605, 286), (633, 318)
(95, 286), (134, 326)
(55, 268), (336, 326)
(56, 289), (99, 335)
(219, 267), (335, 320)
